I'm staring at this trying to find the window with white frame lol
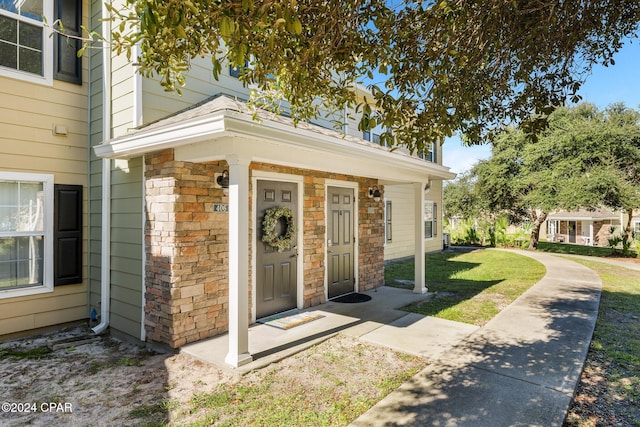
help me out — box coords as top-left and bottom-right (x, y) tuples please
(363, 130), (386, 146)
(0, 172), (53, 298)
(418, 142), (437, 162)
(547, 220), (559, 236)
(424, 201), (437, 239)
(634, 220), (640, 233)
(0, 0), (53, 83)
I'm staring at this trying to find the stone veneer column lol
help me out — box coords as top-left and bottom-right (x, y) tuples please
(357, 180), (385, 292)
(144, 149), (231, 348)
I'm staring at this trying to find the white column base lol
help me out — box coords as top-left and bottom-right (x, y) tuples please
(413, 286), (428, 294)
(224, 352), (253, 368)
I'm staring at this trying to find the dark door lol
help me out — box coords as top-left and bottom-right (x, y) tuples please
(256, 180), (298, 318)
(568, 221), (577, 243)
(327, 186), (355, 299)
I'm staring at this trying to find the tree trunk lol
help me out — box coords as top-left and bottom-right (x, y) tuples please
(529, 211), (548, 250)
(624, 208), (634, 249)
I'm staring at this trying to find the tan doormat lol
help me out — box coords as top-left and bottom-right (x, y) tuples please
(258, 309), (324, 330)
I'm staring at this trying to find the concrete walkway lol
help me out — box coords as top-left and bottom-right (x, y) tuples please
(182, 249), (602, 425)
(351, 250), (602, 427)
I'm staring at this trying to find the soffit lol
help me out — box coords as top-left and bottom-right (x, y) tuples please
(94, 95), (456, 183)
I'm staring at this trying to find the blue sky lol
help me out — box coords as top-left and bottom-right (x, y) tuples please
(443, 39), (640, 175)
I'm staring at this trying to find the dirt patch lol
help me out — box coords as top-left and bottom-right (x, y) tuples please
(0, 325), (426, 426)
(0, 326), (234, 426)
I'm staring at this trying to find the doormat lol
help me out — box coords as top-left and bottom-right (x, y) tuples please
(258, 309), (324, 330)
(332, 293), (372, 303)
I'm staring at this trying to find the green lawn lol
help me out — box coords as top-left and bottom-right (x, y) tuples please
(385, 249), (546, 326)
(537, 241), (638, 258)
(563, 258), (640, 426)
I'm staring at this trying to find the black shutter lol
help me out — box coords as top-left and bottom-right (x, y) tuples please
(54, 0), (82, 85)
(54, 184), (83, 285)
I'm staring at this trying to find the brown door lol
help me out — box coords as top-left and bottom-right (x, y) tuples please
(256, 180), (298, 318)
(568, 221), (577, 243)
(327, 186), (355, 299)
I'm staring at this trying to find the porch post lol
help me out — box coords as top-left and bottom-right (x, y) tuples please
(413, 182), (427, 294)
(225, 155), (253, 368)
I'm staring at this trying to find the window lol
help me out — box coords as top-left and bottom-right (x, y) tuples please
(385, 200), (392, 243)
(547, 220), (559, 236)
(0, 172), (53, 298)
(634, 221), (640, 233)
(0, 0), (53, 83)
(424, 201), (437, 239)
(419, 143), (437, 162)
(363, 130), (386, 146)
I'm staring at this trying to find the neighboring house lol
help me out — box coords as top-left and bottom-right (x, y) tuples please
(0, 0), (87, 336)
(631, 211), (640, 234)
(1, 1), (455, 368)
(542, 208), (621, 247)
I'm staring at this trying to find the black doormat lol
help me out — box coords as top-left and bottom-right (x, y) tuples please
(332, 293), (372, 303)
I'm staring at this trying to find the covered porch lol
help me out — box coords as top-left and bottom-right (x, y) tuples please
(545, 208), (620, 247)
(95, 95), (455, 367)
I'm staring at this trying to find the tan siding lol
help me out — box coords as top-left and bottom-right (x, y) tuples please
(0, 285), (87, 335)
(0, 0), (90, 337)
(383, 182), (444, 261)
(34, 306), (87, 329)
(384, 184), (416, 260)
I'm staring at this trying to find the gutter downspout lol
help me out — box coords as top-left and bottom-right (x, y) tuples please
(133, 44), (146, 342)
(93, 2), (112, 334)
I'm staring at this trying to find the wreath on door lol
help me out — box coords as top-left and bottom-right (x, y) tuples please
(262, 206), (296, 252)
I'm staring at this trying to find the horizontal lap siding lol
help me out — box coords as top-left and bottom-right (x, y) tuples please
(383, 184), (416, 261)
(0, 1), (90, 336)
(87, 0), (104, 324)
(142, 56), (255, 124)
(108, 159), (144, 340)
(87, 0), (143, 341)
(383, 182), (444, 262)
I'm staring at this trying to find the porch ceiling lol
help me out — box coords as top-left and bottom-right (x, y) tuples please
(94, 95), (455, 184)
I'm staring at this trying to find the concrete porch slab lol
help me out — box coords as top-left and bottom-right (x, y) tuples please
(180, 286), (433, 374)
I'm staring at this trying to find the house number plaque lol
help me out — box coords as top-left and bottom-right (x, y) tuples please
(213, 203), (229, 213)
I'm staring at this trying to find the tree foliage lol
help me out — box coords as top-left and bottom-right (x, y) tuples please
(469, 103), (640, 249)
(443, 172), (482, 222)
(104, 0), (640, 152)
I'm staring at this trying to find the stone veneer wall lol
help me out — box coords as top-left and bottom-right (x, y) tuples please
(144, 149), (231, 348)
(594, 221), (613, 247)
(144, 152), (385, 348)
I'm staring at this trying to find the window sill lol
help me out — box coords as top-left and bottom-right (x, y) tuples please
(0, 67), (53, 86)
(0, 284), (54, 300)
